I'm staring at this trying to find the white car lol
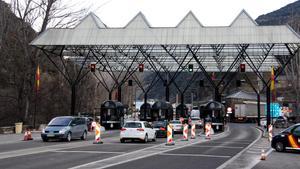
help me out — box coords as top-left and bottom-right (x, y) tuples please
(120, 121), (156, 143)
(169, 120), (183, 133)
(190, 117), (203, 128)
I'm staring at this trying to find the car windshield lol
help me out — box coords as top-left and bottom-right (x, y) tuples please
(170, 121), (181, 124)
(124, 122), (142, 128)
(153, 121), (166, 128)
(280, 124), (299, 133)
(48, 117), (72, 126)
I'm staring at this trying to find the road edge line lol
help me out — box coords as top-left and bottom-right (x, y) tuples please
(216, 126), (263, 169)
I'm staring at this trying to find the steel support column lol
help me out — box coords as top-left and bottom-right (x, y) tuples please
(118, 85), (122, 102)
(71, 84), (76, 116)
(266, 86), (271, 129)
(257, 93), (261, 126)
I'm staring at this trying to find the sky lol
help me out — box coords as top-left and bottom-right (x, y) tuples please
(87, 0), (297, 27)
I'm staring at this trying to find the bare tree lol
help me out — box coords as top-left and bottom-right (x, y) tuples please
(4, 0), (91, 123)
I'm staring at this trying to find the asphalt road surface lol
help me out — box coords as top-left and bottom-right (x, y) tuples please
(0, 123), (260, 169)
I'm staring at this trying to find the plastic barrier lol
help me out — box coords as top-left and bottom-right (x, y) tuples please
(93, 122), (103, 144)
(268, 125), (273, 142)
(166, 124), (175, 146)
(205, 123), (211, 139)
(191, 124), (196, 139)
(182, 124), (188, 141)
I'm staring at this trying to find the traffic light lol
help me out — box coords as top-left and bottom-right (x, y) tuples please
(236, 80), (241, 87)
(188, 64), (193, 72)
(199, 80), (204, 87)
(128, 80), (133, 86)
(90, 63), (96, 72)
(240, 64), (245, 72)
(138, 64), (144, 72)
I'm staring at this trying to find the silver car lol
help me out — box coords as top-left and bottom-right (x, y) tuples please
(41, 116), (88, 142)
(169, 120), (183, 133)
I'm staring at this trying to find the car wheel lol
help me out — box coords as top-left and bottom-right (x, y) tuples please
(81, 131), (87, 140)
(42, 137), (48, 142)
(66, 132), (72, 142)
(152, 133), (156, 142)
(275, 142), (285, 152)
(144, 134), (148, 143)
(120, 139), (125, 143)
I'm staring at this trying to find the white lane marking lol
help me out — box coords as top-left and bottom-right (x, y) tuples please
(209, 141), (251, 145)
(0, 136), (121, 160)
(69, 128), (231, 169)
(160, 153), (231, 158)
(216, 127), (262, 169)
(189, 145), (244, 149)
(53, 150), (125, 154)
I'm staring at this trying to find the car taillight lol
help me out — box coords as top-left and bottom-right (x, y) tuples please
(120, 128), (126, 131)
(137, 128), (144, 131)
(160, 127), (166, 131)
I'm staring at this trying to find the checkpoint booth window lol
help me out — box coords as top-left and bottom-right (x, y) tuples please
(100, 100), (125, 129)
(151, 101), (173, 122)
(140, 103), (152, 122)
(175, 104), (189, 123)
(200, 101), (225, 132)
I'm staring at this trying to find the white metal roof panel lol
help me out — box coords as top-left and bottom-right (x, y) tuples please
(31, 10), (300, 46)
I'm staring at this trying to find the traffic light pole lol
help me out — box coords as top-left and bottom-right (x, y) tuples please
(266, 86), (271, 130)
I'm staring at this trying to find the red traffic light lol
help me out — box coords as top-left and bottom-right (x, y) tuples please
(90, 63), (96, 72)
(240, 64), (245, 72)
(138, 64), (144, 72)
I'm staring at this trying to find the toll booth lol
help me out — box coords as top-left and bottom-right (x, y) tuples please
(151, 101), (173, 122)
(100, 100), (125, 129)
(140, 103), (152, 122)
(176, 104), (189, 123)
(200, 101), (225, 132)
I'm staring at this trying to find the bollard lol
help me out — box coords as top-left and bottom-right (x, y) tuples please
(191, 124), (196, 139)
(93, 122), (103, 144)
(182, 124), (188, 141)
(166, 124), (175, 146)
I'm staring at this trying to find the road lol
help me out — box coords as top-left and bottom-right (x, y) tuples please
(0, 123), (260, 169)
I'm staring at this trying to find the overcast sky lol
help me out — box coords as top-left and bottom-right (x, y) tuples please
(88, 0), (297, 27)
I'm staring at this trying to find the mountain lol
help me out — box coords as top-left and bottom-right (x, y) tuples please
(256, 0), (300, 33)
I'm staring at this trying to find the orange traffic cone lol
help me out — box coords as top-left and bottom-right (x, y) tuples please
(23, 129), (33, 141)
(166, 124), (175, 146)
(93, 122), (103, 144)
(260, 149), (266, 160)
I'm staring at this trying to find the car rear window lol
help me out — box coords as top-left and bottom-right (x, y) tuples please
(153, 121), (166, 127)
(124, 122), (142, 128)
(191, 117), (200, 120)
(49, 117), (72, 126)
(170, 121), (181, 124)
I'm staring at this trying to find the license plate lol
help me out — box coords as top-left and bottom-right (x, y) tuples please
(47, 134), (55, 137)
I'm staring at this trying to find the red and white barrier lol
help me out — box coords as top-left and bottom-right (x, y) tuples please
(166, 124), (175, 146)
(205, 123), (211, 139)
(93, 122), (103, 144)
(182, 124), (189, 141)
(191, 124), (196, 139)
(268, 125), (273, 142)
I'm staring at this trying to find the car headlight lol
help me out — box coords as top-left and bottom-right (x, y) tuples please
(59, 127), (70, 134)
(42, 129), (46, 133)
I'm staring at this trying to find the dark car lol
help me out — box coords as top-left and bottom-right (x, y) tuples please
(274, 116), (288, 128)
(152, 121), (167, 138)
(271, 123), (300, 152)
